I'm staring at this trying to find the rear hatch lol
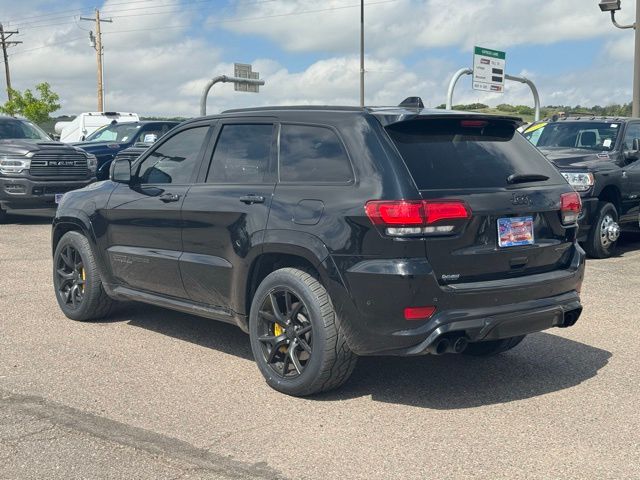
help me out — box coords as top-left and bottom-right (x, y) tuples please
(384, 116), (578, 285)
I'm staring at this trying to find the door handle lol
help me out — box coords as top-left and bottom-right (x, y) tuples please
(239, 194), (265, 205)
(159, 193), (181, 203)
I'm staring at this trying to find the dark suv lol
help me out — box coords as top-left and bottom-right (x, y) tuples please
(52, 104), (585, 396)
(73, 120), (179, 180)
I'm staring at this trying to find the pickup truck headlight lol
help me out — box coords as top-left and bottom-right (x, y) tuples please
(561, 172), (594, 192)
(0, 156), (31, 174)
(86, 154), (98, 173)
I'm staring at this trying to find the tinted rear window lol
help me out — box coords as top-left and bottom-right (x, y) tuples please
(385, 118), (563, 189)
(279, 124), (353, 183)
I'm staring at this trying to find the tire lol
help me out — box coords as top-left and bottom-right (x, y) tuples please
(249, 268), (357, 396)
(584, 202), (619, 259)
(463, 335), (526, 356)
(53, 231), (114, 321)
(0, 205), (6, 224)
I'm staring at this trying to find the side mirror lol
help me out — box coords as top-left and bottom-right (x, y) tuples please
(110, 158), (132, 184)
(625, 138), (640, 162)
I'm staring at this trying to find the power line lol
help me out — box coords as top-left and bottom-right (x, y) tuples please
(5, 0), (397, 59)
(101, 0), (397, 36)
(8, 0), (276, 30)
(5, 0), (165, 25)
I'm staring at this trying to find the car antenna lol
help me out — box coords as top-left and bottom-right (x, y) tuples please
(398, 97), (425, 109)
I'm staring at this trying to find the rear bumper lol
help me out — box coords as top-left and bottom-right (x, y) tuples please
(328, 243), (586, 356)
(0, 176), (95, 210)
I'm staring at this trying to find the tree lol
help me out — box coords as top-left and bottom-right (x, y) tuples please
(0, 82), (61, 124)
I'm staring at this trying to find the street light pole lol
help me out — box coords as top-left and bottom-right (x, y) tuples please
(634, 0), (640, 117)
(360, 0), (365, 107)
(601, 0), (639, 117)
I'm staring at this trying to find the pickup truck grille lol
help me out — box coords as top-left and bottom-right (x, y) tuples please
(30, 153), (88, 176)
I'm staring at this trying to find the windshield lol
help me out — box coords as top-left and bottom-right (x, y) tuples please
(86, 123), (141, 142)
(532, 122), (620, 151)
(0, 119), (51, 140)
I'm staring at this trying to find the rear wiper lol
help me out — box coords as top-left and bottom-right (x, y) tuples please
(507, 173), (549, 184)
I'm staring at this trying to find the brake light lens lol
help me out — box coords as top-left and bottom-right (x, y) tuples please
(423, 202), (470, 223)
(560, 192), (582, 225)
(365, 200), (470, 236)
(404, 306), (436, 320)
(460, 120), (488, 128)
(365, 200), (424, 225)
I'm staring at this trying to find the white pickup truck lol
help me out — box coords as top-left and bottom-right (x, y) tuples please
(55, 112), (139, 143)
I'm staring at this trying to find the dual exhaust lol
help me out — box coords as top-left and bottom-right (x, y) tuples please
(427, 335), (468, 355)
(428, 307), (583, 354)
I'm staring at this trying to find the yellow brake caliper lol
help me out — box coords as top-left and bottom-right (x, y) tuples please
(80, 267), (86, 292)
(273, 323), (287, 352)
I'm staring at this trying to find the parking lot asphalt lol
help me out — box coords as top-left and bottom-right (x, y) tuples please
(1, 210), (639, 480)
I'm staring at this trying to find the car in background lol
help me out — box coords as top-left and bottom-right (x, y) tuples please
(0, 116), (96, 222)
(73, 121), (180, 180)
(55, 112), (139, 142)
(523, 116), (640, 258)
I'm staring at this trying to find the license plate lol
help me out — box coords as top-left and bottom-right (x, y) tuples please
(54, 194), (65, 204)
(497, 216), (534, 247)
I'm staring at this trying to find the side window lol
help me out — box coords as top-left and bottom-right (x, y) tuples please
(279, 124), (353, 183)
(622, 123), (640, 151)
(206, 124), (274, 183)
(137, 126), (209, 185)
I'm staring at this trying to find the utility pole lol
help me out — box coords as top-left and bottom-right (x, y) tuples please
(80, 10), (112, 112)
(0, 23), (22, 102)
(359, 0), (364, 107)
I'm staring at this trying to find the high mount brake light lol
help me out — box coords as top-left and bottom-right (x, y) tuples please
(460, 120), (489, 128)
(365, 200), (470, 236)
(560, 192), (582, 225)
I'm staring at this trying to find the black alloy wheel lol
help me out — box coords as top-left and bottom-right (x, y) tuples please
(55, 243), (86, 309)
(53, 231), (114, 321)
(256, 288), (313, 378)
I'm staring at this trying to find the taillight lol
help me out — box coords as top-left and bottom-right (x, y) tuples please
(365, 200), (470, 236)
(560, 192), (582, 225)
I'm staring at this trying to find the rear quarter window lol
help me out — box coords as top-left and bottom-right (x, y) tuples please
(279, 124), (353, 183)
(385, 118), (564, 190)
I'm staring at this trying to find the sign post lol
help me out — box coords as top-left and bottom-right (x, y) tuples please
(472, 46), (506, 93)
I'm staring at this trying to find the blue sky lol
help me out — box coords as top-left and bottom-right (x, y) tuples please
(1, 0), (637, 116)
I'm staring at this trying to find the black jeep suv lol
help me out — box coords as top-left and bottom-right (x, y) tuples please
(524, 116), (640, 258)
(52, 104), (585, 396)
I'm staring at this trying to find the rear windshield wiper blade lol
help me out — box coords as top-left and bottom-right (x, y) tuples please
(507, 173), (550, 184)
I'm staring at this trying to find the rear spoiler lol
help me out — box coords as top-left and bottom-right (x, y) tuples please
(376, 113), (523, 128)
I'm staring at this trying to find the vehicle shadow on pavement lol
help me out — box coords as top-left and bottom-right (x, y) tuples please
(107, 303), (254, 360)
(320, 332), (611, 408)
(616, 231), (640, 255)
(3, 210), (54, 225)
(108, 303), (610, 408)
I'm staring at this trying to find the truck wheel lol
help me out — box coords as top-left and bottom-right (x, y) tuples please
(249, 268), (357, 396)
(585, 202), (619, 259)
(53, 231), (114, 321)
(463, 335), (526, 356)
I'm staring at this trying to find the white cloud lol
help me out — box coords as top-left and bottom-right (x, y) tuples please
(220, 0), (615, 55)
(0, 0), (636, 118)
